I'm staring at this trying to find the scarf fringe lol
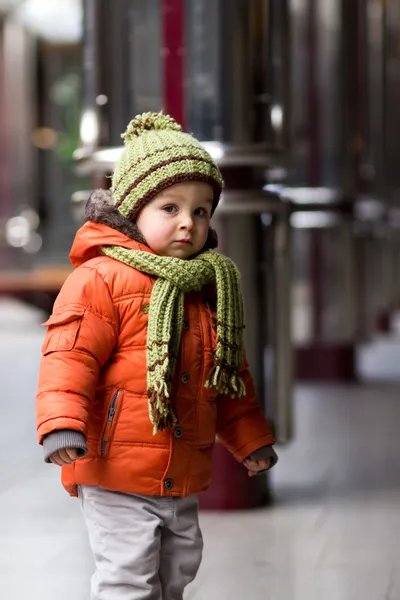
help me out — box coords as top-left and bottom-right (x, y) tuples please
(148, 388), (178, 434)
(205, 363), (246, 398)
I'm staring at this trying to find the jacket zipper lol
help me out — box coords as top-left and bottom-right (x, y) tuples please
(100, 390), (120, 456)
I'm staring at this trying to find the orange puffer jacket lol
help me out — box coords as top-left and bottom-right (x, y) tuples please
(36, 221), (275, 498)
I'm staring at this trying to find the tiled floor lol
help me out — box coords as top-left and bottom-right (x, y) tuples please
(1, 299), (400, 600)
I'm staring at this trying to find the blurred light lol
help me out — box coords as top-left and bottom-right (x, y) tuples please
(265, 185), (340, 205)
(96, 94), (109, 106)
(271, 104), (283, 130)
(355, 196), (386, 221)
(73, 145), (123, 167)
(291, 211), (340, 229)
(74, 139), (228, 167)
(91, 147), (123, 164)
(6, 216), (30, 247)
(264, 183), (286, 194)
(72, 190), (92, 205)
(20, 207), (40, 230)
(80, 109), (99, 147)
(265, 167), (288, 182)
(31, 127), (58, 150)
(201, 142), (225, 161)
(261, 213), (273, 226)
(14, 0), (82, 44)
(23, 232), (42, 254)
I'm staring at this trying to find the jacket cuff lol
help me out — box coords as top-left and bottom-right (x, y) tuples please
(247, 445), (278, 470)
(43, 430), (88, 463)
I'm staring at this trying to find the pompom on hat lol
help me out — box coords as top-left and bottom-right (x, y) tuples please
(111, 112), (224, 220)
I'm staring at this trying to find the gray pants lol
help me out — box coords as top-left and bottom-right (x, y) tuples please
(79, 486), (203, 600)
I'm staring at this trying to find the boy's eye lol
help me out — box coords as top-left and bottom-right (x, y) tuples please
(194, 207), (208, 216)
(163, 205), (178, 213)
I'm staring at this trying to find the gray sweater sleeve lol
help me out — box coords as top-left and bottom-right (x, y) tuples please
(42, 430), (88, 463)
(42, 432), (276, 469)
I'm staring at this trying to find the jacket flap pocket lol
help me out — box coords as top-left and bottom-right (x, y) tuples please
(42, 307), (86, 354)
(42, 306), (86, 327)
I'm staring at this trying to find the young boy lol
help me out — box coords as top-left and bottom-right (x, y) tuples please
(36, 112), (277, 600)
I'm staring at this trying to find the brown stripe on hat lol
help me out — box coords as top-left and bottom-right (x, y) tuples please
(112, 143), (197, 193)
(115, 155), (219, 210)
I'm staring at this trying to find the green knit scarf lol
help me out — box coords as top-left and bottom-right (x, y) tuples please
(101, 245), (246, 433)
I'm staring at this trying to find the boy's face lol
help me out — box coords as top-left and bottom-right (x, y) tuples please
(136, 181), (214, 259)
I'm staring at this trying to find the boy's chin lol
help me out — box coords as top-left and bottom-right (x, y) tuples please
(166, 248), (197, 259)
(156, 243), (202, 259)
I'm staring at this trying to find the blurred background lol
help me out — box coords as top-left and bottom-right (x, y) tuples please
(1, 1), (400, 599)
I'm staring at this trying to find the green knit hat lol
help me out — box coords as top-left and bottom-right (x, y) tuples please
(111, 112), (224, 219)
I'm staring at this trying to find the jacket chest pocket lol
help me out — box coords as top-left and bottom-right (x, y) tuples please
(100, 389), (122, 457)
(41, 308), (85, 354)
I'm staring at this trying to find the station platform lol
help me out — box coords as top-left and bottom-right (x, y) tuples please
(1, 298), (400, 600)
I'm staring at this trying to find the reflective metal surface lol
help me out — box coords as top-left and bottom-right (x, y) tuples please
(185, 0), (290, 150)
(267, 208), (293, 443)
(213, 196), (293, 443)
(77, 0), (162, 154)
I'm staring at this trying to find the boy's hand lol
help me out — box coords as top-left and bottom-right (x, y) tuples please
(243, 457), (271, 477)
(49, 448), (79, 466)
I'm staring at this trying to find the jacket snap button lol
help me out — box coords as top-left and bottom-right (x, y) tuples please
(164, 478), (173, 491)
(181, 372), (190, 384)
(182, 319), (189, 330)
(174, 426), (183, 439)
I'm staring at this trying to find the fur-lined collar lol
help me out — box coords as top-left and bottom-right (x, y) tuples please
(85, 188), (218, 250)
(85, 189), (148, 244)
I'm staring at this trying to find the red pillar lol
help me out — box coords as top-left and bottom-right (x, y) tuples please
(161, 0), (185, 128)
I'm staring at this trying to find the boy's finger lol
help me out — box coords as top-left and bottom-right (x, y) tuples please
(58, 448), (74, 464)
(65, 448), (79, 461)
(243, 459), (258, 470)
(244, 458), (270, 471)
(50, 452), (63, 466)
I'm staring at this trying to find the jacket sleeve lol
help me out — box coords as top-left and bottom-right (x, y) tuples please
(36, 265), (119, 445)
(216, 356), (275, 463)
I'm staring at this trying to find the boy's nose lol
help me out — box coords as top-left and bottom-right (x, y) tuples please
(180, 214), (194, 230)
